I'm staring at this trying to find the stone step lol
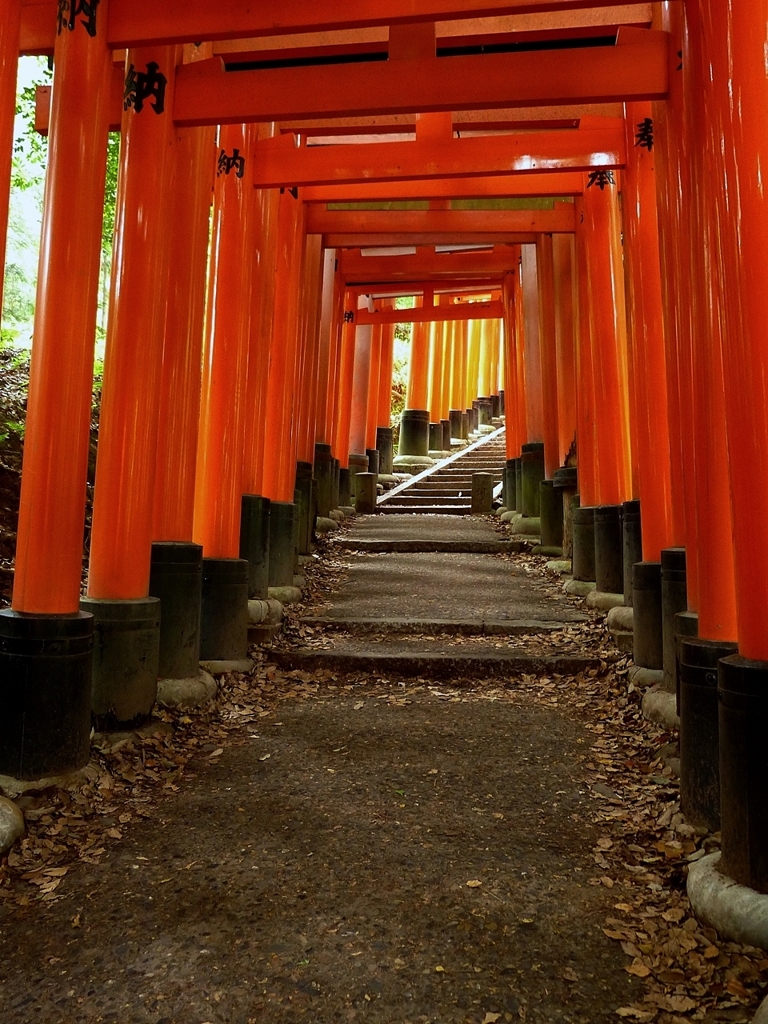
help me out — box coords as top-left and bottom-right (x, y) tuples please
(300, 616), (586, 635)
(379, 505), (471, 515)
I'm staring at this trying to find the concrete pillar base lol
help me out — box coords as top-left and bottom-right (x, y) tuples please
(680, 638), (738, 832)
(688, 852), (768, 949)
(157, 669), (217, 709)
(594, 505), (624, 596)
(0, 610), (93, 779)
(491, 394), (501, 419)
(80, 597), (160, 727)
(149, 541), (203, 681)
(239, 495), (270, 600)
(338, 469), (352, 508)
(504, 459), (516, 511)
(399, 409), (430, 457)
(471, 473), (493, 514)
(348, 453), (369, 503)
(331, 458), (340, 511)
(428, 422), (443, 451)
(632, 561), (663, 670)
(572, 504), (596, 582)
(295, 462), (315, 557)
(200, 558), (248, 664)
(365, 448), (379, 475)
(440, 418), (451, 451)
(268, 502), (296, 589)
(476, 397), (493, 426)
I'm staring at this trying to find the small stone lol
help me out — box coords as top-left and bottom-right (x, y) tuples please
(564, 579), (596, 597)
(0, 796), (25, 853)
(642, 686), (680, 729)
(606, 605), (634, 632)
(586, 591), (625, 612)
(157, 671), (217, 709)
(316, 517), (339, 534)
(268, 586), (303, 605)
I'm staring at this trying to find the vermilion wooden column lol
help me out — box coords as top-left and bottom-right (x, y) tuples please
(452, 318), (468, 412)
(698, 0), (768, 659)
(0, 0), (21, 318)
(440, 319), (454, 420)
(622, 102), (673, 563)
(466, 319), (481, 410)
(261, 190), (307, 500)
(296, 234), (324, 466)
(653, 2), (698, 603)
(513, 262), (529, 451)
(502, 271), (521, 459)
(365, 323), (384, 451)
(521, 245), (544, 443)
(406, 298), (429, 411)
(244, 147), (280, 498)
(428, 321), (444, 422)
(580, 173), (632, 507)
(88, 45), (179, 599)
(333, 291), (359, 470)
(314, 248), (338, 447)
(152, 125), (215, 542)
(349, 308), (374, 459)
(377, 318), (396, 429)
(536, 234), (560, 479)
(325, 266), (346, 457)
(191, 123), (257, 558)
(488, 318), (500, 399)
(12, 3), (112, 614)
(477, 320), (492, 399)
(552, 234), (577, 467)
(573, 196), (598, 508)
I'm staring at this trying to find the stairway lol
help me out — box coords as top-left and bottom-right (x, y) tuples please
(378, 427), (507, 515)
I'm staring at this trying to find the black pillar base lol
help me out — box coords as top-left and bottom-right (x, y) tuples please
(553, 468), (578, 561)
(460, 412), (470, 440)
(622, 500), (642, 606)
(80, 597), (160, 728)
(476, 397), (493, 426)
(314, 442), (333, 518)
(572, 504), (596, 582)
(295, 461), (315, 556)
(331, 458), (340, 510)
(149, 541), (203, 679)
(521, 442), (545, 517)
(503, 459), (516, 511)
(0, 610), (93, 779)
(440, 418), (451, 451)
(200, 558), (248, 663)
(661, 548), (688, 693)
(594, 505), (624, 594)
(632, 562), (663, 669)
(268, 501), (296, 587)
(239, 495), (270, 600)
(514, 457), (523, 513)
(491, 394), (501, 419)
(679, 638), (737, 832)
(348, 453), (369, 501)
(718, 655), (768, 892)
(539, 479), (564, 549)
(376, 426), (394, 475)
(366, 447), (379, 476)
(449, 409), (463, 441)
(338, 468), (351, 508)
(399, 409), (429, 457)
(428, 422), (443, 451)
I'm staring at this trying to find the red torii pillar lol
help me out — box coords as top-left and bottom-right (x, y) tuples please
(150, 118), (216, 685)
(85, 44), (179, 725)
(0, 0), (21, 318)
(553, 234), (577, 468)
(2, 0), (113, 778)
(313, 248), (340, 517)
(401, 297), (430, 460)
(375, 311), (396, 473)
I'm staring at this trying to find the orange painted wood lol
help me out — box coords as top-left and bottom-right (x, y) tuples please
(521, 245), (544, 443)
(303, 172), (585, 203)
(466, 318), (481, 408)
(621, 102), (672, 562)
(579, 171), (631, 508)
(697, 0), (768, 656)
(440, 320), (455, 420)
(307, 207), (577, 234)
(313, 249), (338, 448)
(428, 322), (445, 422)
(365, 323), (384, 450)
(502, 267), (523, 456)
(88, 45), (179, 599)
(172, 40), (668, 127)
(254, 131), (624, 189)
(340, 247), (520, 284)
(152, 126), (216, 542)
(244, 183), (281, 496)
(12, 0), (112, 614)
(512, 260), (529, 448)
(406, 299), (430, 411)
(326, 270), (346, 457)
(477, 319), (492, 398)
(296, 233), (325, 464)
(572, 196), (598, 507)
(552, 234), (577, 467)
(192, 123), (259, 559)
(21, 0), (656, 52)
(333, 292), (361, 469)
(452, 319), (469, 411)
(0, 0), (21, 320)
(536, 234), (560, 478)
(377, 320), (396, 428)
(356, 301), (504, 325)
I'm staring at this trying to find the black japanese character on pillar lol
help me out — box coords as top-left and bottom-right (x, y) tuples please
(586, 169), (616, 191)
(343, 311), (355, 324)
(635, 118), (654, 151)
(217, 148), (246, 179)
(124, 62), (168, 115)
(57, 0), (100, 37)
